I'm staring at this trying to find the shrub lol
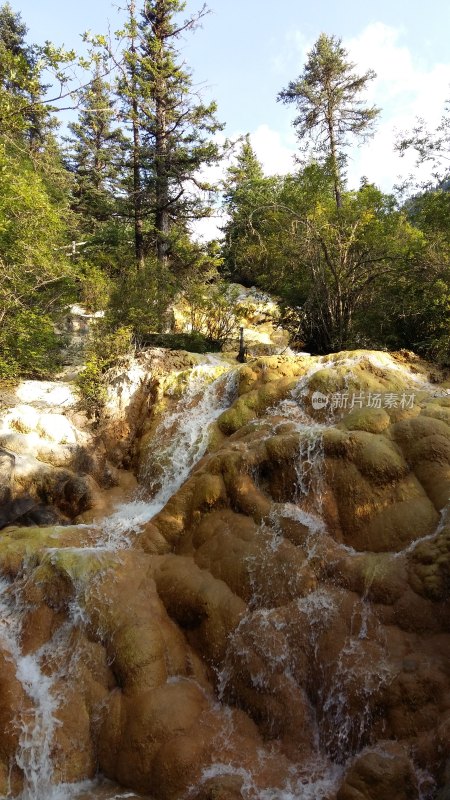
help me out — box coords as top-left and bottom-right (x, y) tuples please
(185, 280), (246, 347)
(0, 311), (61, 379)
(139, 331), (221, 353)
(75, 323), (134, 416)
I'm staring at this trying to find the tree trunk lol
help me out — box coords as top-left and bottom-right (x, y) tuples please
(153, 7), (170, 272)
(129, 0), (145, 270)
(132, 100), (145, 270)
(326, 95), (342, 210)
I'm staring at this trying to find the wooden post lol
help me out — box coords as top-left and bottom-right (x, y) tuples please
(237, 326), (246, 363)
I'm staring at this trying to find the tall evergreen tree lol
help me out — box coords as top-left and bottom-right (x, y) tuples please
(0, 2), (43, 141)
(0, 4), (79, 375)
(123, 0), (146, 269)
(222, 135), (277, 284)
(117, 0), (224, 271)
(66, 68), (124, 232)
(278, 33), (379, 209)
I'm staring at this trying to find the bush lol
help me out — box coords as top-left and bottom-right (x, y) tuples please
(106, 259), (177, 343)
(184, 280), (246, 347)
(77, 260), (111, 312)
(0, 311), (62, 379)
(75, 323), (134, 415)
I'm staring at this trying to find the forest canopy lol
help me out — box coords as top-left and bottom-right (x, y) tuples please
(0, 1), (449, 379)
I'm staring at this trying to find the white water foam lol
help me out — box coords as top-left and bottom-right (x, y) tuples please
(95, 364), (237, 549)
(0, 578), (60, 800)
(194, 759), (343, 800)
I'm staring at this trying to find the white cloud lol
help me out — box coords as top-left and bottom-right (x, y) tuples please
(344, 23), (450, 189)
(195, 24), (450, 242)
(271, 22), (450, 192)
(271, 29), (310, 75)
(250, 124), (296, 175)
(192, 125), (297, 241)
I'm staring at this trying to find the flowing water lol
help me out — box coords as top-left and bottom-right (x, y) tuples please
(0, 352), (443, 799)
(96, 363), (237, 550)
(0, 360), (237, 799)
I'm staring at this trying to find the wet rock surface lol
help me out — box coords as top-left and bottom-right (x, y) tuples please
(0, 349), (448, 799)
(0, 348), (200, 525)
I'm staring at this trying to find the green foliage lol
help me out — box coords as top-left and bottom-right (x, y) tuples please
(184, 280), (244, 346)
(293, 184), (423, 352)
(391, 186), (450, 364)
(223, 160), (425, 353)
(366, 228), (450, 366)
(66, 69), (125, 232)
(406, 188), (450, 246)
(0, 1), (447, 383)
(0, 141), (75, 377)
(0, 3), (82, 379)
(106, 256), (178, 343)
(0, 3), (77, 143)
(0, 310), (61, 378)
(0, 144), (71, 288)
(396, 100), (450, 187)
(108, 0), (224, 270)
(75, 323), (134, 414)
(184, 280), (246, 347)
(77, 260), (111, 312)
(0, 2), (46, 140)
(278, 33), (379, 207)
(139, 331), (221, 353)
(222, 137), (282, 285)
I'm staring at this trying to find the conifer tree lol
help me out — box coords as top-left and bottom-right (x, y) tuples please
(278, 33), (379, 209)
(222, 135), (276, 283)
(0, 2), (48, 143)
(117, 0), (224, 271)
(66, 69), (124, 232)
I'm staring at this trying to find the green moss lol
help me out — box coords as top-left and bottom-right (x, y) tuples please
(350, 431), (408, 483)
(322, 427), (351, 456)
(217, 398), (258, 435)
(237, 365), (258, 396)
(421, 403), (450, 426)
(355, 553), (405, 603)
(0, 526), (69, 572)
(409, 524), (450, 601)
(41, 548), (114, 584)
(340, 407), (390, 434)
(217, 376), (298, 435)
(265, 433), (301, 463)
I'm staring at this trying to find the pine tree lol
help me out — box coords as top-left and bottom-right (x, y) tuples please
(118, 0), (224, 271)
(0, 2), (50, 145)
(222, 135), (273, 283)
(66, 69), (124, 232)
(278, 33), (379, 209)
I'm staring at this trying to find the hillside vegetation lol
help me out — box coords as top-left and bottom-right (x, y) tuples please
(0, 2), (448, 379)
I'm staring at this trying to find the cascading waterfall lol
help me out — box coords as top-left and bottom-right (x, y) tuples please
(211, 388), (344, 799)
(97, 363), (237, 549)
(0, 578), (59, 800)
(0, 349), (446, 799)
(0, 575), (146, 800)
(203, 359), (442, 799)
(0, 358), (239, 800)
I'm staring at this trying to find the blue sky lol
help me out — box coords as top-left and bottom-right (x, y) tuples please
(13, 0), (450, 231)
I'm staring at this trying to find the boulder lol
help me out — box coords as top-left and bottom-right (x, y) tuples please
(0, 496), (65, 530)
(337, 743), (419, 800)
